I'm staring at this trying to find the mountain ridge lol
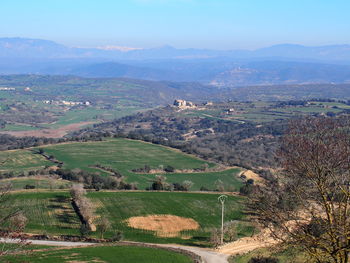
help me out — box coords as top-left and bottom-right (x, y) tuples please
(1, 37), (350, 61)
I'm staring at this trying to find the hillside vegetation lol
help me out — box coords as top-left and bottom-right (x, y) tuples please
(77, 100), (349, 173)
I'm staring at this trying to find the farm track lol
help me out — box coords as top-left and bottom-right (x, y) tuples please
(218, 228), (277, 255)
(0, 238), (228, 263)
(1, 235), (277, 262)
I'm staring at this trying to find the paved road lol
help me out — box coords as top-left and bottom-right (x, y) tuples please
(0, 238), (228, 263)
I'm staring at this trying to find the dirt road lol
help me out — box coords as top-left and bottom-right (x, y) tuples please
(0, 238), (228, 263)
(218, 228), (276, 255)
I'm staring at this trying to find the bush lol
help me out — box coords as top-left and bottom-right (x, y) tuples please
(248, 256), (279, 263)
(109, 231), (123, 242)
(164, 165), (175, 173)
(239, 184), (254, 195)
(24, 184), (36, 189)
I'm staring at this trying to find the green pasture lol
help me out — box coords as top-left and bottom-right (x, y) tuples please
(1, 245), (193, 263)
(0, 177), (71, 190)
(9, 191), (81, 235)
(0, 150), (51, 173)
(40, 138), (242, 190)
(7, 191), (250, 246)
(88, 191), (250, 245)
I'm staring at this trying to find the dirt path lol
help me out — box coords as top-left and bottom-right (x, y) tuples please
(218, 229), (276, 255)
(1, 234), (278, 262)
(0, 121), (95, 138)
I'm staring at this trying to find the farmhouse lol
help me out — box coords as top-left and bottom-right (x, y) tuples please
(173, 99), (196, 109)
(0, 87), (15, 91)
(225, 108), (235, 114)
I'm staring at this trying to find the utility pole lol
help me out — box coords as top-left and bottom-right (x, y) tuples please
(218, 194), (228, 245)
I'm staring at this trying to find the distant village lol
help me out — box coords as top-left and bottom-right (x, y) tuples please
(0, 87), (15, 91)
(0, 86), (32, 92)
(43, 100), (91, 106)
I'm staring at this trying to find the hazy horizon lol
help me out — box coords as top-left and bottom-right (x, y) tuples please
(2, 36), (350, 51)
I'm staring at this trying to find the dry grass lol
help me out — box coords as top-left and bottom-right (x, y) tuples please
(240, 170), (265, 185)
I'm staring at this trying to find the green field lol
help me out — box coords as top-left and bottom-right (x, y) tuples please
(0, 138), (243, 191)
(9, 191), (81, 235)
(0, 75), (172, 132)
(182, 101), (350, 123)
(0, 177), (71, 190)
(0, 150), (51, 173)
(8, 191), (250, 245)
(39, 138), (243, 191)
(2, 245), (193, 263)
(88, 191), (250, 245)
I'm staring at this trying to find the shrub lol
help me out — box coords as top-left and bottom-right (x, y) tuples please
(248, 256), (279, 263)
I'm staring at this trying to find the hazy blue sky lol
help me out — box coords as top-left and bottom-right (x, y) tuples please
(1, 0), (349, 49)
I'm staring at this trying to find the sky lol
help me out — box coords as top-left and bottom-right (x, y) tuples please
(0, 0), (349, 50)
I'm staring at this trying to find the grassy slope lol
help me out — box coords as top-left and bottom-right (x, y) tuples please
(42, 138), (208, 172)
(0, 150), (52, 173)
(88, 191), (251, 245)
(0, 177), (71, 190)
(8, 191), (251, 245)
(9, 191), (81, 235)
(40, 138), (243, 191)
(2, 245), (193, 263)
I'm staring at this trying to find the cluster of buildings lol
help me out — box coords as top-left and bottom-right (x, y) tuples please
(0, 87), (15, 91)
(43, 100), (91, 106)
(173, 99), (196, 109)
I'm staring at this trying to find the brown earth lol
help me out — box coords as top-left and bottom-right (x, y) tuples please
(218, 228), (277, 255)
(0, 122), (95, 138)
(126, 215), (200, 237)
(239, 170), (265, 185)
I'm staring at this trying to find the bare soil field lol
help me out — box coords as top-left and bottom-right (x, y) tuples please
(126, 215), (200, 237)
(0, 121), (95, 138)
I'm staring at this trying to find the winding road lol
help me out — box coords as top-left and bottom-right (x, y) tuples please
(0, 238), (229, 263)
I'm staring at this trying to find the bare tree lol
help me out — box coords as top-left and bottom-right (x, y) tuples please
(182, 180), (194, 191)
(0, 184), (29, 256)
(250, 116), (350, 263)
(97, 217), (111, 239)
(70, 184), (95, 231)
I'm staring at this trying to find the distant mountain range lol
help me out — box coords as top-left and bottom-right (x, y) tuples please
(1, 37), (350, 86)
(2, 37), (350, 61)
